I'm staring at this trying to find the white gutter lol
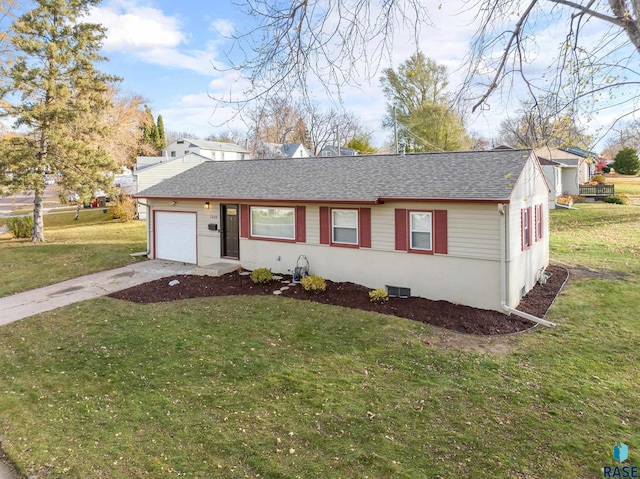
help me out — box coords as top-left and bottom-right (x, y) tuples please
(130, 200), (151, 257)
(498, 203), (556, 328)
(555, 202), (578, 210)
(501, 303), (556, 327)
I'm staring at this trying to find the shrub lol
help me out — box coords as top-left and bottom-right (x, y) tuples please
(591, 174), (606, 184)
(602, 166), (611, 174)
(369, 288), (389, 303)
(6, 216), (33, 238)
(250, 267), (273, 284)
(110, 194), (136, 222)
(605, 195), (628, 205)
(301, 274), (326, 293)
(613, 147), (640, 175)
(556, 194), (573, 206)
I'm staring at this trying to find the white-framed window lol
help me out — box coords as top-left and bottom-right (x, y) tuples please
(535, 204), (543, 241)
(409, 211), (432, 250)
(170, 151), (176, 157)
(250, 207), (295, 240)
(522, 207), (532, 250)
(332, 209), (358, 244)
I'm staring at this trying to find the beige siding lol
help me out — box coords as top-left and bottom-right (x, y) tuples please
(369, 202), (500, 260)
(370, 206), (395, 250)
(305, 205), (320, 244)
(151, 199), (506, 310)
(137, 157), (205, 192)
(448, 210), (500, 260)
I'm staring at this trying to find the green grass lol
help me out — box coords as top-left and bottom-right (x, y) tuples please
(0, 210), (146, 297)
(607, 175), (640, 196)
(0, 203), (639, 478)
(607, 175), (640, 205)
(549, 203), (640, 274)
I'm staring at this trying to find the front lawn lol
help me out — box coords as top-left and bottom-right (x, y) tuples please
(0, 204), (638, 478)
(607, 175), (640, 198)
(0, 210), (146, 297)
(550, 203), (640, 274)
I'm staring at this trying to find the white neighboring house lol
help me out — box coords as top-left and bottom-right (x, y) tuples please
(535, 147), (589, 208)
(135, 149), (551, 320)
(163, 138), (248, 161)
(254, 142), (313, 158)
(134, 139), (248, 219)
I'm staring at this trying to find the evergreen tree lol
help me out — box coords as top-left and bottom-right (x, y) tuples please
(613, 147), (640, 176)
(140, 105), (165, 153)
(0, 0), (119, 241)
(156, 114), (166, 149)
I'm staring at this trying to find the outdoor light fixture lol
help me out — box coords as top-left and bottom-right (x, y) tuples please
(204, 201), (210, 209)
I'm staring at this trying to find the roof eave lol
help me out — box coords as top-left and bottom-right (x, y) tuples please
(378, 197), (511, 204)
(134, 194), (511, 205)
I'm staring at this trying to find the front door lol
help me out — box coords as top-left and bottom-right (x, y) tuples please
(221, 204), (240, 259)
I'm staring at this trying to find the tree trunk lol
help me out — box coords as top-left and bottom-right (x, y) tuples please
(31, 188), (46, 242)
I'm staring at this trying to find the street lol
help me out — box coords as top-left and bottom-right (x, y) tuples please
(0, 185), (65, 216)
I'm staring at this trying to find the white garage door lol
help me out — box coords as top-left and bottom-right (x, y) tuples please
(155, 211), (197, 264)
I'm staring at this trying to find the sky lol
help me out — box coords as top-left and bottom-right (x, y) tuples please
(78, 0), (637, 151)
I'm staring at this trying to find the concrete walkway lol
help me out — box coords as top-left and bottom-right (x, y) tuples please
(0, 260), (240, 326)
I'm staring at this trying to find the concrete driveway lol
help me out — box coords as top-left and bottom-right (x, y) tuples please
(0, 260), (239, 326)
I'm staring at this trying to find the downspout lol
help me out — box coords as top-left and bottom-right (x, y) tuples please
(554, 202), (578, 210)
(130, 200), (151, 257)
(498, 203), (556, 328)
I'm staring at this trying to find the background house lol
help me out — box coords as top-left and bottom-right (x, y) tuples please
(254, 142), (313, 158)
(319, 145), (358, 156)
(559, 146), (597, 180)
(134, 138), (248, 219)
(535, 147), (591, 208)
(135, 150), (550, 315)
(162, 138), (248, 161)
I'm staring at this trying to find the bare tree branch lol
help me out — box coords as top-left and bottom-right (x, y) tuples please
(470, 0), (539, 113)
(460, 0), (640, 147)
(219, 0), (430, 105)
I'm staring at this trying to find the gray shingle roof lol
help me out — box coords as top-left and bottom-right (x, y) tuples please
(136, 149), (533, 203)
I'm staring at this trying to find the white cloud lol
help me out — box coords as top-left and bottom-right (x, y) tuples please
(89, 0), (223, 75)
(210, 19), (235, 37)
(91, 5), (184, 50)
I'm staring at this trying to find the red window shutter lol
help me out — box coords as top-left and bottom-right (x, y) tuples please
(319, 206), (330, 244)
(359, 208), (371, 248)
(395, 208), (407, 251)
(296, 206), (306, 243)
(240, 204), (249, 238)
(434, 210), (448, 254)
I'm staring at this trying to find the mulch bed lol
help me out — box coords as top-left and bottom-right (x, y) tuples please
(109, 265), (568, 336)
